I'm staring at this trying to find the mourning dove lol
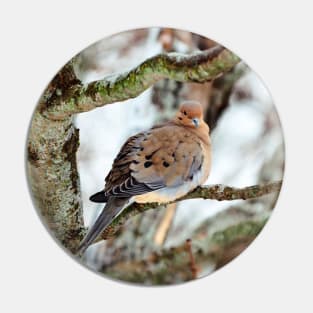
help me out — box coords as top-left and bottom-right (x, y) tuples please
(77, 100), (211, 254)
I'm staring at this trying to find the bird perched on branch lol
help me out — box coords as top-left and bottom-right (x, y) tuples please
(77, 100), (211, 255)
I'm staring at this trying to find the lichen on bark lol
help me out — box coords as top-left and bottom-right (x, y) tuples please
(27, 111), (84, 252)
(42, 46), (240, 119)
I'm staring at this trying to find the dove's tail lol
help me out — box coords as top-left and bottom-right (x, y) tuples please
(76, 197), (128, 256)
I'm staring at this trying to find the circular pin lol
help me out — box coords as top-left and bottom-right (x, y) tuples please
(26, 27), (284, 286)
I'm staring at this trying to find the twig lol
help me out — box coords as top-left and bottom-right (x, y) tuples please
(185, 239), (198, 279)
(99, 180), (282, 240)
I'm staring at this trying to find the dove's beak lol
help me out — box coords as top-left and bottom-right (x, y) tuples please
(192, 118), (199, 128)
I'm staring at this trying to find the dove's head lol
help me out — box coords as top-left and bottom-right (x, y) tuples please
(175, 101), (204, 129)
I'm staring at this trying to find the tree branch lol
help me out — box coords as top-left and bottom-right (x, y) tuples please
(42, 45), (240, 120)
(103, 218), (268, 285)
(100, 180), (282, 240)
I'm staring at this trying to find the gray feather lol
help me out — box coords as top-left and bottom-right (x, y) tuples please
(76, 197), (129, 255)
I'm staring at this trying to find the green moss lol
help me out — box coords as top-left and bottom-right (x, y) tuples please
(212, 219), (268, 246)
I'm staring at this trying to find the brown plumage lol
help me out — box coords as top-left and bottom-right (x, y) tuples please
(77, 100), (211, 255)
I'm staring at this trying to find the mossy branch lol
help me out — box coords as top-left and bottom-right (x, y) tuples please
(42, 45), (240, 120)
(99, 180), (282, 240)
(104, 218), (268, 285)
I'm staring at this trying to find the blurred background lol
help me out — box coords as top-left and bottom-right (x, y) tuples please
(73, 28), (284, 285)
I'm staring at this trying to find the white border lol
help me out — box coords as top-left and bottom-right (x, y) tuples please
(1, 1), (312, 312)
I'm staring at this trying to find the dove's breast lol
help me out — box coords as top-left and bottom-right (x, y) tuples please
(133, 163), (209, 203)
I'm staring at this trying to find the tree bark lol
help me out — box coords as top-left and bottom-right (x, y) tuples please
(41, 46), (240, 119)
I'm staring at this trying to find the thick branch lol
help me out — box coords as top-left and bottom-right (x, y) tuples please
(103, 218), (267, 285)
(27, 112), (84, 252)
(100, 180), (282, 240)
(42, 45), (240, 119)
